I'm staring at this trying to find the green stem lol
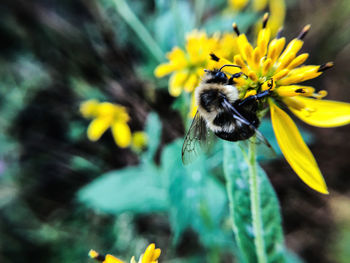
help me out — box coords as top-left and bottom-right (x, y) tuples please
(113, 0), (164, 62)
(248, 137), (267, 263)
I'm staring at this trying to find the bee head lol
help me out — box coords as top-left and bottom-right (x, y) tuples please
(204, 70), (228, 84)
(203, 64), (242, 84)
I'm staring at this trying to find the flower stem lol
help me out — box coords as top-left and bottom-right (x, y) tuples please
(113, 0), (164, 63)
(248, 137), (267, 263)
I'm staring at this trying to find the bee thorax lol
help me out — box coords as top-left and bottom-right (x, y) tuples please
(195, 83), (239, 118)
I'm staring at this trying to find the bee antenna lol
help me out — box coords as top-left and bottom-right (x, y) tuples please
(219, 64), (241, 72)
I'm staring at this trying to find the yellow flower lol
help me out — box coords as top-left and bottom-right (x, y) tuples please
(80, 100), (132, 148)
(131, 131), (148, 152)
(89, 244), (161, 263)
(227, 0), (286, 35)
(155, 30), (221, 97)
(89, 249), (123, 263)
(155, 31), (239, 117)
(130, 243), (161, 263)
(212, 13), (350, 194)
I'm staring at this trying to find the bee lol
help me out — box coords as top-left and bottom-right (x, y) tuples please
(182, 64), (273, 164)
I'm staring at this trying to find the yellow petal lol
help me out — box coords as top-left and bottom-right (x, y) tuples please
(229, 0), (249, 10)
(141, 244), (155, 263)
(267, 37), (285, 64)
(269, 0), (286, 35)
(169, 72), (188, 97)
(89, 250), (123, 263)
(276, 52), (296, 72)
(276, 85), (315, 97)
(234, 54), (249, 74)
(166, 47), (187, 69)
(111, 121), (131, 148)
(252, 48), (261, 71)
(279, 39), (303, 63)
(88, 250), (99, 259)
(87, 117), (112, 141)
(244, 89), (257, 98)
(262, 58), (272, 75)
(270, 103), (328, 194)
(184, 73), (198, 92)
(189, 92), (198, 118)
(243, 43), (254, 68)
(210, 56), (241, 75)
(217, 33), (239, 60)
(114, 105), (130, 123)
(278, 65), (322, 85)
(105, 254), (124, 263)
(287, 53), (309, 69)
(277, 74), (304, 86)
(154, 63), (175, 78)
(248, 71), (258, 82)
(289, 97), (350, 127)
(236, 34), (251, 61)
(80, 99), (99, 118)
(152, 249), (161, 261)
(257, 28), (271, 58)
(132, 131), (148, 150)
(283, 97), (306, 111)
(98, 102), (118, 118)
(273, 68), (289, 81)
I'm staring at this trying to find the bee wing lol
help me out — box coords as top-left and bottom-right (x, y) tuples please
(254, 129), (276, 155)
(181, 111), (209, 165)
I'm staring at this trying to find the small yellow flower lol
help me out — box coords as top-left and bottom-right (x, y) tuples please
(89, 244), (161, 263)
(89, 249), (123, 263)
(212, 13), (350, 194)
(130, 244), (161, 263)
(154, 30), (220, 97)
(131, 131), (148, 152)
(80, 100), (132, 148)
(155, 31), (239, 117)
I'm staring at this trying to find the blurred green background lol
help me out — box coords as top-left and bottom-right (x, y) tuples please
(0, 0), (350, 262)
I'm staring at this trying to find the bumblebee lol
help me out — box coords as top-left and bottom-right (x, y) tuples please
(182, 64), (273, 164)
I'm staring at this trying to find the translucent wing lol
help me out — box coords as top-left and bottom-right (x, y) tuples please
(181, 111), (209, 165)
(254, 129), (273, 149)
(253, 129), (276, 156)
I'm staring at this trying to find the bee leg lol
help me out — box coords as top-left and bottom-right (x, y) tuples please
(228, 72), (244, 85)
(238, 89), (272, 106)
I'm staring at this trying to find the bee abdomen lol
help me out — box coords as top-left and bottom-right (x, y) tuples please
(215, 126), (256, 141)
(213, 112), (232, 126)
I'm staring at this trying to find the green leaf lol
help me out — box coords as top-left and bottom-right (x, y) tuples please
(223, 142), (286, 263)
(161, 139), (231, 247)
(143, 112), (162, 162)
(78, 163), (168, 214)
(285, 250), (305, 263)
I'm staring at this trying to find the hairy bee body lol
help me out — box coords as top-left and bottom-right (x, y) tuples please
(182, 66), (271, 164)
(195, 70), (259, 142)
